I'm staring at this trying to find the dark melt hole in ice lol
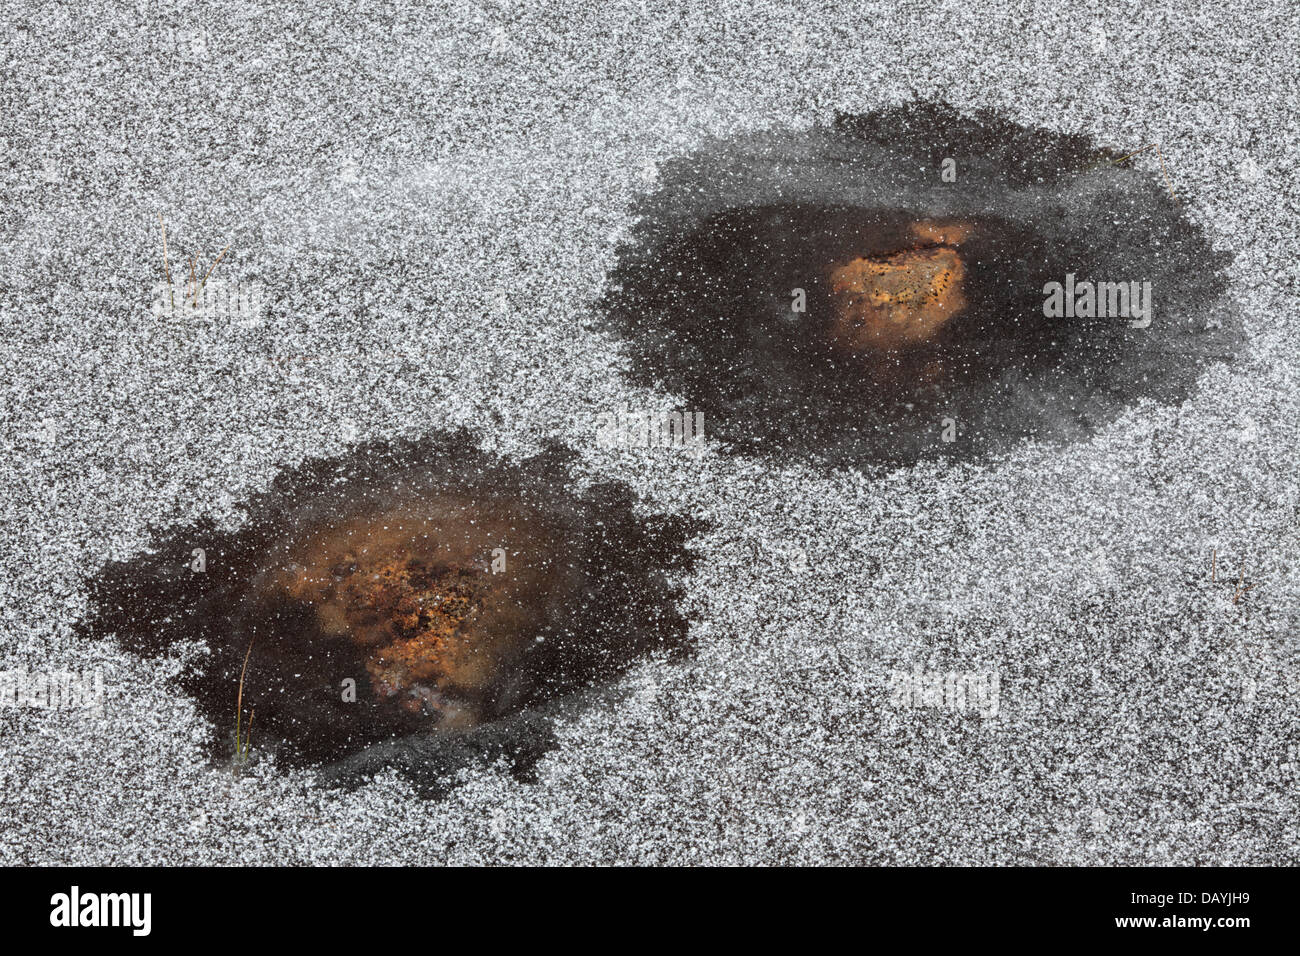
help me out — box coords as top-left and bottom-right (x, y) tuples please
(81, 432), (704, 796)
(600, 103), (1241, 468)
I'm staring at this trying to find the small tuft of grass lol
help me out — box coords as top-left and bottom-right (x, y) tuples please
(1211, 549), (1256, 605)
(1234, 559), (1254, 605)
(196, 244), (231, 306)
(155, 216), (232, 313)
(233, 638), (255, 769)
(157, 214), (175, 311)
(1080, 143), (1179, 203)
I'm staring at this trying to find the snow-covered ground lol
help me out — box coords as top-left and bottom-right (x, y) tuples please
(1, 0), (1296, 864)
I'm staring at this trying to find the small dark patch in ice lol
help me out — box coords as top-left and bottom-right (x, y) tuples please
(80, 431), (703, 795)
(601, 102), (1240, 468)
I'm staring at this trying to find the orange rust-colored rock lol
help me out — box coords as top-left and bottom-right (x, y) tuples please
(828, 245), (965, 350)
(828, 221), (973, 352)
(268, 497), (559, 728)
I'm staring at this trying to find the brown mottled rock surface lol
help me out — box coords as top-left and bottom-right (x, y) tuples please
(828, 221), (972, 351)
(269, 497), (559, 728)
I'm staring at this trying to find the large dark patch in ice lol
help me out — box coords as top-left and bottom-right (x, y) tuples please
(601, 103), (1240, 467)
(81, 432), (703, 796)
